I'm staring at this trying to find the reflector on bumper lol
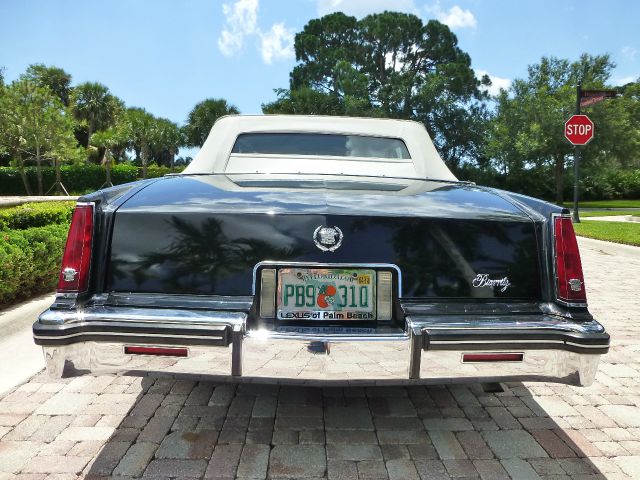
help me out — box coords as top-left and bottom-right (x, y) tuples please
(124, 345), (188, 357)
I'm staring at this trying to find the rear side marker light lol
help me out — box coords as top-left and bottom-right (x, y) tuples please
(554, 216), (587, 304)
(124, 346), (188, 357)
(462, 353), (524, 363)
(57, 203), (94, 293)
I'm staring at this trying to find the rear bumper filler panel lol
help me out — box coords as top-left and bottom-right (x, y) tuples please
(33, 307), (609, 386)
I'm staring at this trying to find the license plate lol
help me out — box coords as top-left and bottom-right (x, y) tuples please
(277, 268), (376, 320)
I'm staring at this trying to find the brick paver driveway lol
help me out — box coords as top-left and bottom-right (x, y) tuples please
(1, 237), (639, 479)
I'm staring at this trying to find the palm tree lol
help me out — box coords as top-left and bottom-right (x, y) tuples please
(91, 123), (130, 188)
(125, 108), (156, 178)
(21, 64), (72, 106)
(71, 82), (124, 148)
(152, 118), (184, 170)
(183, 98), (239, 147)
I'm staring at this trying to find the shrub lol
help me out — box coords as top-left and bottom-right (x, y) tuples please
(0, 163), (186, 195)
(0, 223), (69, 307)
(459, 165), (639, 202)
(0, 201), (75, 230)
(580, 169), (640, 200)
(0, 164), (140, 195)
(143, 165), (185, 178)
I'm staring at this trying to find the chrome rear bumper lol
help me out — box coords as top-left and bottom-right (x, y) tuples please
(34, 306), (609, 386)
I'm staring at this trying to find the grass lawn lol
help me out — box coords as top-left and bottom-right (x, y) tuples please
(562, 199), (640, 208)
(579, 210), (640, 217)
(574, 221), (640, 247)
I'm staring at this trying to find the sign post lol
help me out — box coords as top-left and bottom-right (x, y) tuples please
(564, 85), (617, 222)
(564, 89), (595, 222)
(574, 83), (582, 223)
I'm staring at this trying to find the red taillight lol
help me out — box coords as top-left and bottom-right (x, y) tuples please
(462, 353), (524, 363)
(554, 216), (586, 304)
(57, 204), (93, 293)
(124, 346), (189, 357)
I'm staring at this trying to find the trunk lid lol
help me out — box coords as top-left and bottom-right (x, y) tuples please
(106, 175), (541, 300)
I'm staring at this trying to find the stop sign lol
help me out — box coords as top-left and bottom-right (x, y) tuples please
(565, 114), (594, 145)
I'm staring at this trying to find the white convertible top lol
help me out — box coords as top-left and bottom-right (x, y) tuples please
(183, 115), (457, 181)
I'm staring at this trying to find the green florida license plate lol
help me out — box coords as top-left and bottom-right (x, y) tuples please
(277, 268), (376, 320)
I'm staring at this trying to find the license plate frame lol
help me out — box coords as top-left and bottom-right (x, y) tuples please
(277, 267), (376, 321)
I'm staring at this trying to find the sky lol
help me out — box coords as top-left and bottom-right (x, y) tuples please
(1, 0), (638, 133)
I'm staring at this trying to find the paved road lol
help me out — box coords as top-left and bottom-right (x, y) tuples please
(0, 238), (638, 479)
(0, 294), (53, 396)
(582, 215), (640, 223)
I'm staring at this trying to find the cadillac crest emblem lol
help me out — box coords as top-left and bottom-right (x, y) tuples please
(313, 226), (343, 252)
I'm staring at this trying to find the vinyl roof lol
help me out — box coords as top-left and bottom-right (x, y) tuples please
(183, 115), (457, 181)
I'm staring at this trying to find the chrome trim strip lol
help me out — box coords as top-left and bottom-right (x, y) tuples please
(430, 339), (566, 345)
(422, 325), (601, 332)
(34, 331), (223, 341)
(430, 339), (609, 349)
(402, 302), (544, 315)
(539, 208), (555, 303)
(105, 293), (253, 311)
(252, 261), (402, 297)
(55, 293), (80, 301)
(245, 330), (409, 343)
(565, 342), (610, 349)
(186, 171), (473, 186)
(556, 299), (590, 308)
(38, 307), (246, 326)
(51, 292), (80, 310)
(38, 330), (607, 348)
(408, 316), (606, 334)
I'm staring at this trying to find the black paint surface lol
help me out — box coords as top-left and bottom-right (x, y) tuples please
(106, 175), (542, 299)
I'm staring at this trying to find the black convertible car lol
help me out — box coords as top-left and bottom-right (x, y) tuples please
(33, 115), (609, 386)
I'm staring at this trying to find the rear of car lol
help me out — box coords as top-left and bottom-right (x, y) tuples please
(33, 116), (609, 386)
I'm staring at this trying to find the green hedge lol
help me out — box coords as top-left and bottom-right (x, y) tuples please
(145, 165), (185, 178)
(580, 169), (640, 200)
(457, 166), (640, 202)
(0, 164), (185, 195)
(0, 223), (70, 307)
(0, 164), (138, 195)
(0, 201), (75, 230)
(0, 201), (75, 306)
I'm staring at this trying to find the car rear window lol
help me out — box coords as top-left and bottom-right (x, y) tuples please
(231, 133), (411, 159)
